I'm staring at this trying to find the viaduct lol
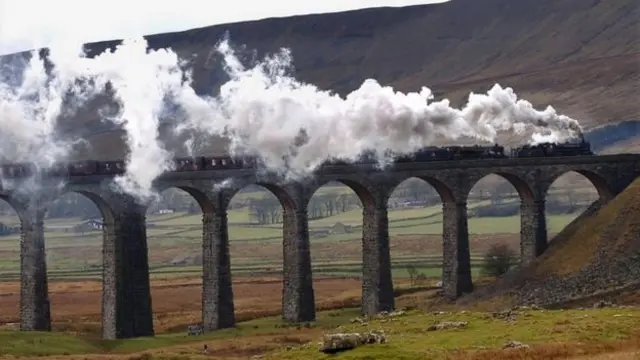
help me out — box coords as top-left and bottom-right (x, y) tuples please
(3, 154), (640, 340)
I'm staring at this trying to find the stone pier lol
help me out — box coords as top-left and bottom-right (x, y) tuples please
(520, 201), (548, 267)
(102, 201), (154, 339)
(361, 204), (394, 316)
(19, 208), (51, 332)
(442, 202), (473, 299)
(202, 210), (235, 331)
(282, 209), (315, 322)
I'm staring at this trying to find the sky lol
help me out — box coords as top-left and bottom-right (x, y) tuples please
(0, 0), (446, 55)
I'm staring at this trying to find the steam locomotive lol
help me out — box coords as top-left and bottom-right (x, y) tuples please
(0, 138), (594, 178)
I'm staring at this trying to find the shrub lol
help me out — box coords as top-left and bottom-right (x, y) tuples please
(482, 243), (517, 277)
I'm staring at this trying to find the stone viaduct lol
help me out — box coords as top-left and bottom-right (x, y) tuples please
(2, 154), (639, 340)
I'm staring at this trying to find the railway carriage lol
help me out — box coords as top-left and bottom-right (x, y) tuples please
(0, 163), (34, 178)
(99, 160), (126, 175)
(68, 161), (100, 176)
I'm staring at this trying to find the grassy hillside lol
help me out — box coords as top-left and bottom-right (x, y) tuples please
(466, 176), (640, 306)
(3, 0), (636, 159)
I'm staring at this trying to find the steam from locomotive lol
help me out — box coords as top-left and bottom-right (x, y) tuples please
(176, 39), (583, 175)
(0, 36), (585, 200)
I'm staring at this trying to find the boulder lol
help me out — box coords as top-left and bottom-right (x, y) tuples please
(319, 331), (387, 353)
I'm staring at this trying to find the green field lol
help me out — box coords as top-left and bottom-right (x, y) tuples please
(0, 184), (594, 280)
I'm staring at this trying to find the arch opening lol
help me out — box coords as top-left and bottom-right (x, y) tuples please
(385, 177), (446, 295)
(37, 191), (115, 334)
(224, 183), (291, 322)
(466, 174), (523, 283)
(544, 171), (601, 244)
(143, 186), (208, 333)
(305, 181), (365, 311)
(0, 196), (22, 328)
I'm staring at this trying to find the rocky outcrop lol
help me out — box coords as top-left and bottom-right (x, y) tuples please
(462, 178), (640, 307)
(319, 331), (387, 353)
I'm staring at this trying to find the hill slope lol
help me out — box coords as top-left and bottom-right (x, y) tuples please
(3, 0), (639, 159)
(465, 177), (640, 306)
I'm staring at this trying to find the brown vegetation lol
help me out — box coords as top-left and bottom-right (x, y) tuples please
(0, 276), (363, 333)
(463, 177), (640, 308)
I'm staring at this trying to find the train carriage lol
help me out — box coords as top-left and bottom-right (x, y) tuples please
(173, 157), (200, 171)
(45, 163), (71, 177)
(99, 160), (126, 175)
(0, 163), (34, 178)
(68, 160), (100, 176)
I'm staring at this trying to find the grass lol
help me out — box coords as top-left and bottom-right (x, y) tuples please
(0, 304), (638, 359)
(534, 178), (640, 277)
(266, 308), (640, 360)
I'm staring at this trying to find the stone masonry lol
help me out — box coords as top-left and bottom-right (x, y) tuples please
(18, 205), (51, 332)
(2, 154), (638, 339)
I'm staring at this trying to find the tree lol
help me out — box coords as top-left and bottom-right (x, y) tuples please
(406, 264), (418, 286)
(481, 243), (517, 277)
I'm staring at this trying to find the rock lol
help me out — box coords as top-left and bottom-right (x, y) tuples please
(426, 321), (468, 331)
(319, 331), (387, 353)
(593, 300), (614, 309)
(187, 324), (203, 336)
(503, 340), (530, 349)
(492, 310), (519, 322)
(374, 310), (406, 319)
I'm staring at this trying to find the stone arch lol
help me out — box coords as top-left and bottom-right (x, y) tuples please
(223, 181), (298, 213)
(303, 178), (375, 299)
(51, 188), (117, 336)
(307, 178), (376, 210)
(388, 175), (455, 204)
(464, 172), (536, 280)
(0, 193), (25, 222)
(56, 189), (116, 224)
(384, 176), (452, 291)
(545, 170), (613, 202)
(254, 182), (298, 212)
(306, 176), (394, 316)
(0, 194), (27, 329)
(152, 185), (214, 214)
(468, 172), (535, 204)
(211, 180), (310, 326)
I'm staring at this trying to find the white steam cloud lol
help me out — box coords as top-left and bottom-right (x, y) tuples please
(176, 39), (583, 176)
(85, 38), (190, 201)
(0, 36), (583, 201)
(0, 44), (97, 169)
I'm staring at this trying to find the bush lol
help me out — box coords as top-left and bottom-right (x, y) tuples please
(482, 243), (517, 277)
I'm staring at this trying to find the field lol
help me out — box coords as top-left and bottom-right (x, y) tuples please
(0, 177), (618, 359)
(0, 279), (638, 359)
(0, 177), (597, 280)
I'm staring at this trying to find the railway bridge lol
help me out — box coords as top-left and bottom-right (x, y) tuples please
(3, 154), (640, 340)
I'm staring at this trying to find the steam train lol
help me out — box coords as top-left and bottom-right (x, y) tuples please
(0, 156), (258, 178)
(0, 138), (594, 178)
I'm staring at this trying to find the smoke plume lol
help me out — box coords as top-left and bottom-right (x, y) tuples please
(0, 35), (584, 201)
(85, 38), (190, 202)
(176, 39), (583, 177)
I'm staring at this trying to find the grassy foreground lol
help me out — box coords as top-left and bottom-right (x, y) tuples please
(0, 305), (638, 359)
